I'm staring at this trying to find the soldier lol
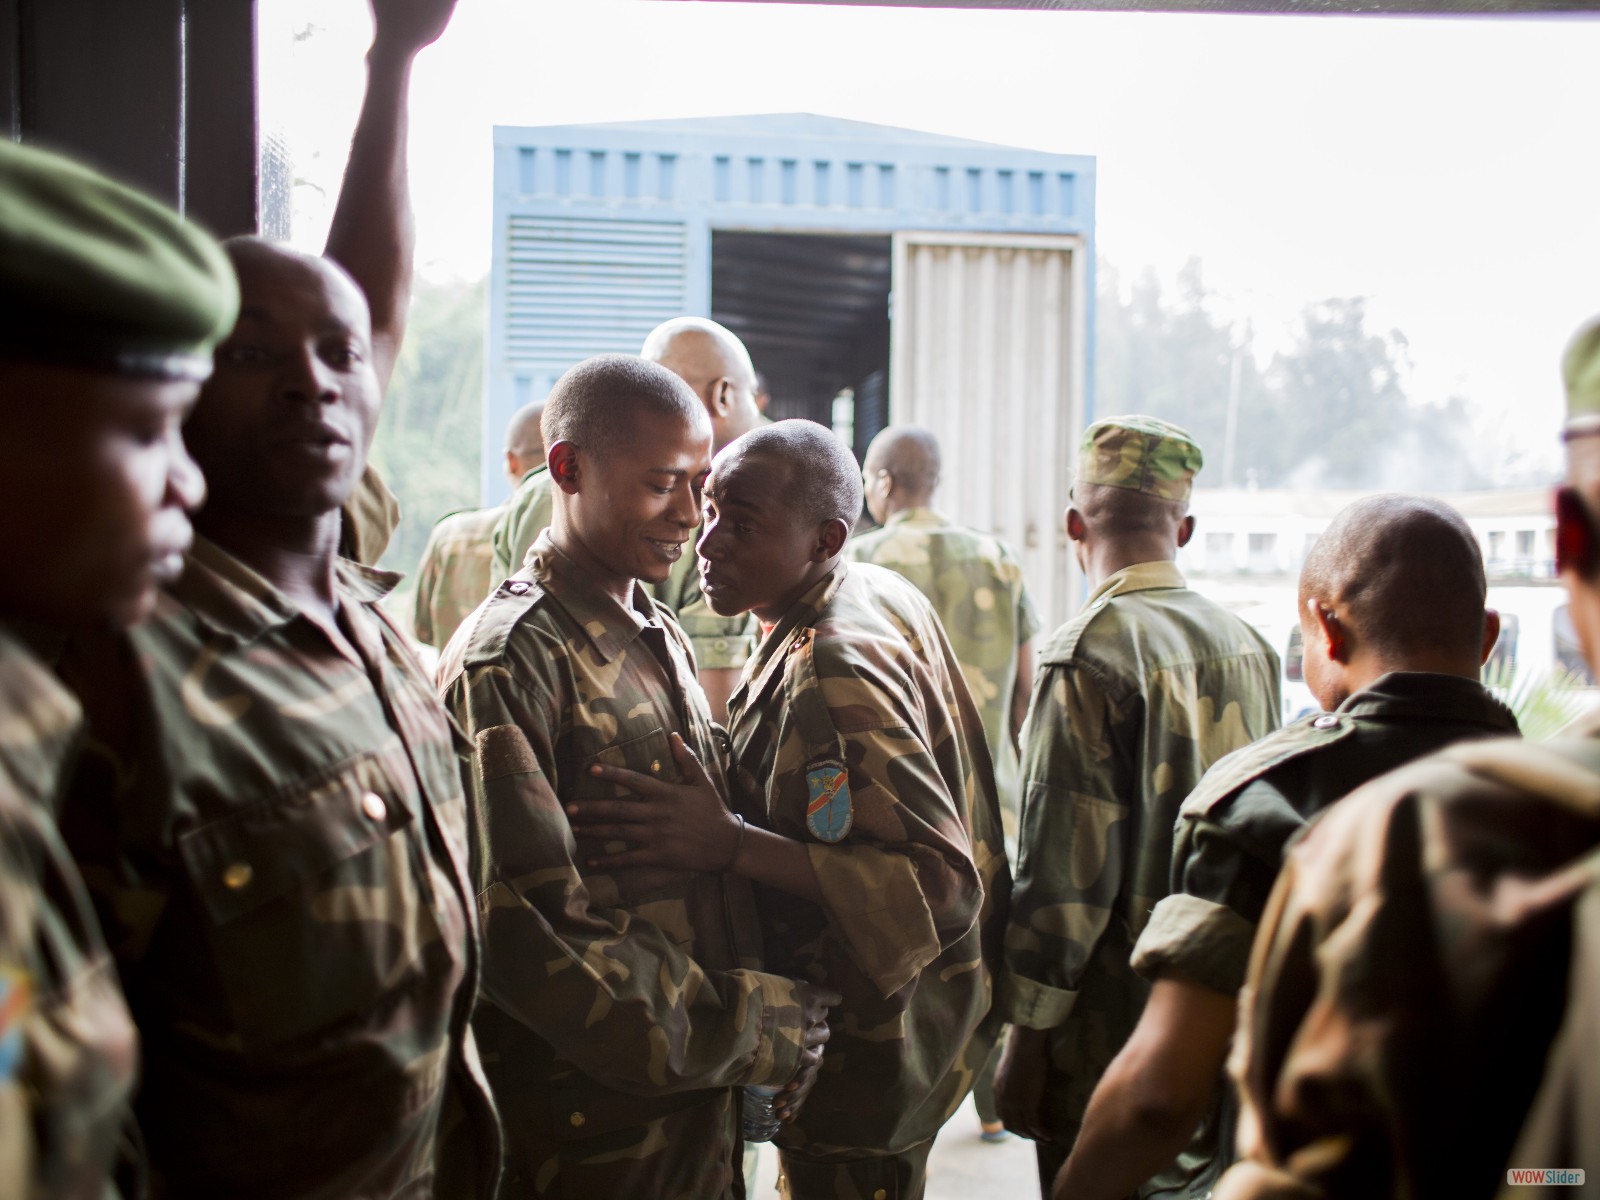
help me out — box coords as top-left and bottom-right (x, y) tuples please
(993, 415), (1282, 1198)
(1212, 323), (1600, 1200)
(1047, 495), (1518, 1200)
(569, 420), (1011, 1199)
(0, 138), (235, 1200)
(54, 3), (503, 1197)
(847, 423), (1039, 1144)
(439, 358), (834, 1199)
(413, 398), (544, 649)
(490, 316), (765, 721)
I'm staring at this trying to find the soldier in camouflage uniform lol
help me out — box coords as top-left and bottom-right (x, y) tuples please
(993, 416), (1282, 1197)
(440, 358), (833, 1199)
(490, 316), (764, 721)
(1212, 321), (1600, 1200)
(1048, 494), (1518, 1200)
(413, 399), (544, 649)
(54, 5), (504, 1197)
(0, 138), (235, 1200)
(571, 420), (1010, 1199)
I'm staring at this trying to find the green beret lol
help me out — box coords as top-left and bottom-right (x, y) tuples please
(0, 138), (238, 381)
(1564, 315), (1600, 427)
(1077, 415), (1204, 503)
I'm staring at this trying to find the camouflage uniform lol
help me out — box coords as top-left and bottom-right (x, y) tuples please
(0, 626), (138, 1200)
(846, 507), (1040, 818)
(413, 504), (505, 649)
(341, 463), (403, 567)
(1215, 722), (1600, 1200)
(491, 468), (758, 672)
(724, 561), (1010, 1198)
(998, 560), (1281, 1192)
(57, 536), (499, 1200)
(1129, 672), (1518, 1197)
(438, 531), (808, 1199)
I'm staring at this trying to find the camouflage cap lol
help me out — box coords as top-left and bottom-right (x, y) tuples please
(0, 138), (238, 382)
(1563, 315), (1600, 427)
(1077, 415), (1204, 502)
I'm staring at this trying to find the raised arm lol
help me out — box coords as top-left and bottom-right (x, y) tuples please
(323, 0), (458, 392)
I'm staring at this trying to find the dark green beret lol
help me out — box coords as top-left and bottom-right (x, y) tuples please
(0, 138), (238, 381)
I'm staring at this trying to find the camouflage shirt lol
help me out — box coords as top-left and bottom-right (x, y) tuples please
(412, 504), (504, 650)
(847, 507), (1040, 815)
(724, 561), (1011, 1158)
(438, 531), (807, 1199)
(490, 468), (758, 671)
(1216, 721), (1600, 1200)
(0, 624), (136, 1200)
(998, 561), (1280, 1171)
(57, 537), (499, 1200)
(339, 463), (402, 567)
(1130, 672), (1518, 1199)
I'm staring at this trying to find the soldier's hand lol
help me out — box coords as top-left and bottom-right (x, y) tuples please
(571, 734), (743, 874)
(994, 1024), (1053, 1143)
(772, 981), (841, 1122)
(369, 0), (459, 59)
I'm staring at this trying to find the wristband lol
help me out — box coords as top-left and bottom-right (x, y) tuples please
(721, 813), (747, 873)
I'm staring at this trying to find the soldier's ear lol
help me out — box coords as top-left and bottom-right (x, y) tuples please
(1065, 507), (1088, 544)
(549, 441), (582, 494)
(815, 517), (849, 561)
(1307, 597), (1347, 663)
(1176, 514), (1197, 548)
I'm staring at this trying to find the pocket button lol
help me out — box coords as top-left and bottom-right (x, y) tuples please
(649, 760), (662, 774)
(361, 791), (388, 822)
(569, 1111), (586, 1127)
(222, 862), (253, 890)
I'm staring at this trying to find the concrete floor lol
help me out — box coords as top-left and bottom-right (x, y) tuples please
(749, 1094), (1040, 1198)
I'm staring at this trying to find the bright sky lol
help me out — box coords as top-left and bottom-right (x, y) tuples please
(258, 1), (1600, 476)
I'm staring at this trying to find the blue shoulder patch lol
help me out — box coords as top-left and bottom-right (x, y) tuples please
(805, 758), (853, 843)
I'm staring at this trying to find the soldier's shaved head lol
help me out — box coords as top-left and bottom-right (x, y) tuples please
(642, 316), (762, 451)
(542, 353), (709, 457)
(505, 399), (545, 460)
(731, 420), (863, 529)
(1073, 482), (1188, 538)
(863, 425), (941, 503)
(1301, 495), (1487, 661)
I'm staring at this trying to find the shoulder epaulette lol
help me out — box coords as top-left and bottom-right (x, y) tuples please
(1179, 712), (1360, 821)
(461, 577), (549, 669)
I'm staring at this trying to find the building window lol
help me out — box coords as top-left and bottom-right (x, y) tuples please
(1488, 530), (1507, 562)
(1516, 529), (1536, 560)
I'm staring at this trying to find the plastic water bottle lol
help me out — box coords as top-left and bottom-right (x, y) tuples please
(741, 1084), (784, 1142)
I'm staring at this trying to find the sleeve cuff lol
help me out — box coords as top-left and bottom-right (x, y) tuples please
(741, 971), (808, 1088)
(994, 970), (1080, 1029)
(1131, 893), (1256, 995)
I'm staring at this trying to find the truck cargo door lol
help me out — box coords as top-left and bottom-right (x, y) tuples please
(889, 232), (1088, 629)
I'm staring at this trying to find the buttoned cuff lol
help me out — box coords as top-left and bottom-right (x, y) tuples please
(1131, 893), (1255, 995)
(994, 970), (1079, 1029)
(741, 971), (808, 1088)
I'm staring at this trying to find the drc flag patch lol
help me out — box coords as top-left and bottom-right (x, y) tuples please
(0, 968), (32, 1083)
(805, 759), (853, 843)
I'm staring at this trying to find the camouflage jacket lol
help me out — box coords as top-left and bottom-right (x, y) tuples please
(1216, 720), (1600, 1200)
(847, 507), (1040, 815)
(438, 531), (807, 1199)
(998, 561), (1280, 1167)
(412, 504), (504, 650)
(57, 537), (499, 1200)
(724, 561), (1011, 1158)
(0, 624), (136, 1200)
(491, 469), (758, 671)
(1130, 672), (1518, 1199)
(339, 463), (402, 567)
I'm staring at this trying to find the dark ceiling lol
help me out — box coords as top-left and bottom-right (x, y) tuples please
(672, 1), (1594, 13)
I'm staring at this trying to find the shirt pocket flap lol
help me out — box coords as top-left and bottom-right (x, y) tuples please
(180, 753), (415, 925)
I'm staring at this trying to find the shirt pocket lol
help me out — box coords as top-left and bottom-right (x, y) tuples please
(569, 726), (697, 922)
(178, 752), (445, 1048)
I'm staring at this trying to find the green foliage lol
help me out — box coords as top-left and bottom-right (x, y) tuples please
(1481, 657), (1593, 741)
(1096, 260), (1487, 491)
(368, 277), (485, 582)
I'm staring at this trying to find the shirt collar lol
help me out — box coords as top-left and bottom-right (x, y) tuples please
(1085, 559), (1187, 607)
(882, 507), (945, 530)
(177, 535), (401, 644)
(734, 563), (848, 716)
(523, 530), (656, 665)
(1337, 671), (1520, 731)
